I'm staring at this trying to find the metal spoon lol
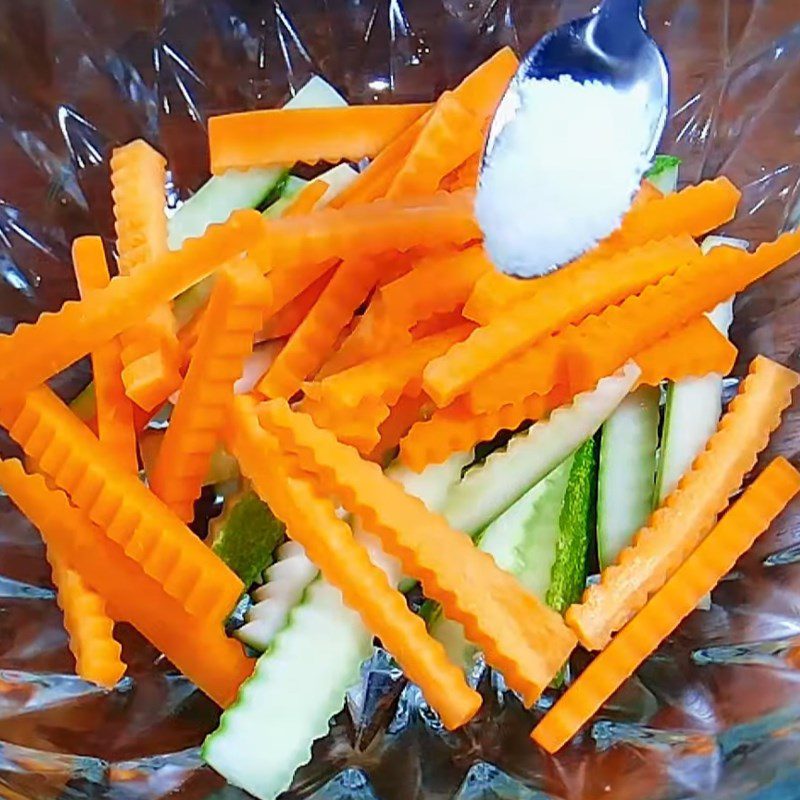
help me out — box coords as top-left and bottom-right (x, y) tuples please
(483, 0), (669, 183)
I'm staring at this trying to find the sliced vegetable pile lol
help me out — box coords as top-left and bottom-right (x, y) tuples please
(0, 46), (798, 800)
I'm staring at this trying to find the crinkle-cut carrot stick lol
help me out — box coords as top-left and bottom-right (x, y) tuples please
(369, 391), (428, 463)
(46, 548), (125, 688)
(209, 104), (431, 174)
(329, 115), (429, 209)
(110, 141), (169, 276)
(257, 258), (383, 399)
(410, 310), (469, 339)
(386, 92), (483, 200)
(282, 179), (330, 218)
(111, 140), (183, 411)
(321, 247), (490, 377)
(266, 257), (341, 316)
(566, 356), (799, 650)
(72, 237), (138, 474)
(314, 323), (475, 409)
(468, 232), (800, 413)
(251, 190), (480, 275)
(534, 458), (800, 753)
(329, 47), (518, 209)
(632, 180), (663, 208)
(150, 261), (271, 522)
(0, 210), (263, 405)
(399, 388), (566, 472)
(261, 268), (334, 340)
(441, 153), (480, 192)
(607, 176), (741, 250)
(635, 316), (737, 387)
(464, 179), (742, 325)
(301, 394), (391, 455)
(0, 460), (253, 707)
(400, 317), (737, 472)
(257, 399), (577, 704)
(0, 386), (244, 622)
(425, 235), (701, 407)
(225, 396), (481, 730)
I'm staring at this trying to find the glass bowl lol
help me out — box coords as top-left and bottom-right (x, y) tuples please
(1, 1), (800, 798)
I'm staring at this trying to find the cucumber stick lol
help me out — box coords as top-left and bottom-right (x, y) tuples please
(235, 541), (318, 652)
(597, 386), (660, 569)
(645, 155), (680, 193)
(443, 362), (639, 535)
(592, 154), (679, 568)
(654, 235), (748, 504)
(167, 76), (347, 251)
(203, 579), (372, 800)
(432, 439), (597, 670)
(203, 452), (470, 800)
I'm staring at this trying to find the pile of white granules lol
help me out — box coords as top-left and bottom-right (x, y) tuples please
(476, 75), (653, 278)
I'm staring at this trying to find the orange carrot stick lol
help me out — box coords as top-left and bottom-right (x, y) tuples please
(261, 268), (334, 340)
(46, 549), (126, 688)
(111, 140), (183, 411)
(399, 388), (567, 472)
(441, 153), (480, 192)
(399, 318), (737, 472)
(386, 92), (483, 199)
(322, 247), (490, 376)
(302, 393), (391, 454)
(329, 116), (428, 209)
(0, 386), (244, 622)
(225, 396), (482, 729)
(251, 190), (480, 274)
(369, 391), (428, 463)
(282, 179), (330, 217)
(465, 178), (742, 324)
(635, 316), (737, 386)
(0, 210), (264, 405)
(0, 459), (252, 707)
(71, 237), (138, 474)
(313, 323), (475, 409)
(410, 310), (468, 339)
(257, 258), (382, 399)
(468, 231), (800, 412)
(566, 356), (799, 650)
(425, 235), (701, 406)
(330, 47), (518, 209)
(209, 104), (431, 173)
(534, 458), (800, 753)
(150, 261), (271, 521)
(257, 399), (577, 704)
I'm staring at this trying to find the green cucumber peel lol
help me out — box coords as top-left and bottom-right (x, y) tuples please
(546, 438), (597, 614)
(645, 155), (681, 193)
(208, 488), (285, 588)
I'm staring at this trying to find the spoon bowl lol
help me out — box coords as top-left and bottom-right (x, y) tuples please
(484, 0), (669, 168)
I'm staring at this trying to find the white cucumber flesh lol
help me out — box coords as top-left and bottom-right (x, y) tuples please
(597, 385), (660, 569)
(655, 235), (748, 504)
(443, 362), (640, 535)
(203, 579), (372, 800)
(235, 541), (319, 652)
